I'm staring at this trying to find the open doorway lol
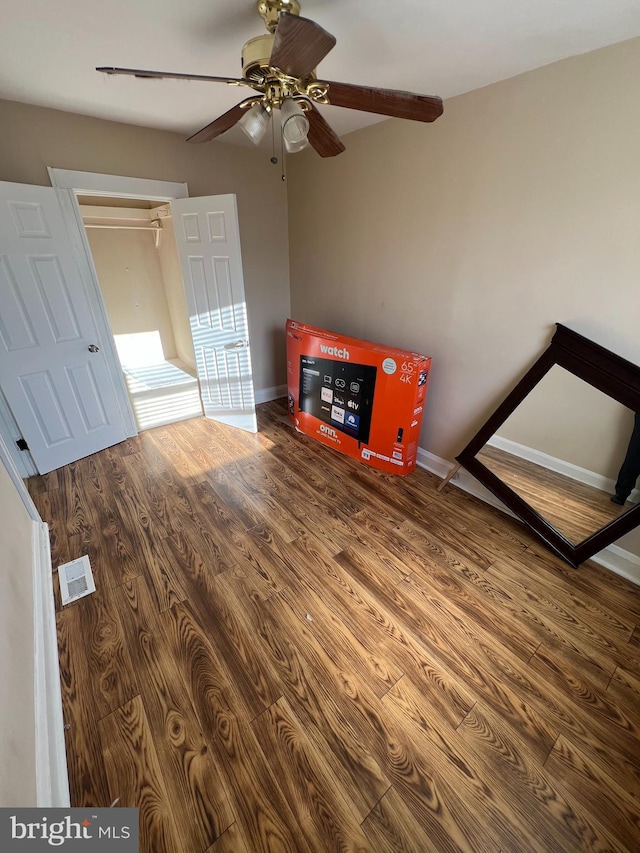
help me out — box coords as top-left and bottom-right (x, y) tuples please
(48, 168), (258, 438)
(78, 195), (204, 431)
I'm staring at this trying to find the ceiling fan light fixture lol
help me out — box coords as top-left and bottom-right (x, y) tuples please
(99, 0), (443, 157)
(283, 134), (309, 154)
(281, 97), (310, 146)
(238, 102), (271, 145)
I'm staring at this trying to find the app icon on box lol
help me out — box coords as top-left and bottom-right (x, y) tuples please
(331, 405), (345, 424)
(346, 412), (360, 429)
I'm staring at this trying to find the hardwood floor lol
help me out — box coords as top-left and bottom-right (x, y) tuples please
(28, 399), (640, 852)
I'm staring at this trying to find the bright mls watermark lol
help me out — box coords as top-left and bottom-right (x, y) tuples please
(0, 809), (139, 850)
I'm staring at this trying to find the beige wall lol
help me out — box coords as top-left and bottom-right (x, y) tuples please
(0, 97), (290, 393)
(87, 228), (177, 360)
(287, 37), (640, 555)
(0, 458), (37, 805)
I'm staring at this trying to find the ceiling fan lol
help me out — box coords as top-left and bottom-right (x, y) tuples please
(97, 0), (443, 158)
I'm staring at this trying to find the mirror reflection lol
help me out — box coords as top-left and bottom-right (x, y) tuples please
(476, 365), (640, 545)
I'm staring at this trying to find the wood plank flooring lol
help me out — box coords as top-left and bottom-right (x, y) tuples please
(28, 399), (640, 852)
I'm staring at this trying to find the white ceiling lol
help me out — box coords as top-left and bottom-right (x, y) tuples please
(2, 0), (640, 148)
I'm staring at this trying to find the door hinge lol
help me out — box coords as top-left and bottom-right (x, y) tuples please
(16, 438), (29, 451)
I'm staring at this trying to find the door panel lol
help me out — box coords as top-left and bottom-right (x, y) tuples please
(0, 181), (128, 473)
(171, 194), (257, 433)
(0, 256), (39, 349)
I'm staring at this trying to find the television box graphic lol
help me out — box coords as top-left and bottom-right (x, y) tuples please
(286, 319), (431, 476)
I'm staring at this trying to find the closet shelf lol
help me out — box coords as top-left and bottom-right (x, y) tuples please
(83, 221), (162, 246)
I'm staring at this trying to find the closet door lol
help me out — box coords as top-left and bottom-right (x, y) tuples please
(170, 193), (257, 433)
(0, 181), (128, 473)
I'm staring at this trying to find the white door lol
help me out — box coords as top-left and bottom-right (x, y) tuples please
(0, 181), (128, 474)
(171, 194), (257, 433)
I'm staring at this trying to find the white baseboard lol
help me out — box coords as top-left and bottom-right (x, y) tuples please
(33, 521), (70, 807)
(416, 447), (640, 586)
(586, 543), (640, 587)
(416, 448), (519, 518)
(255, 384), (287, 404)
(415, 448), (450, 480)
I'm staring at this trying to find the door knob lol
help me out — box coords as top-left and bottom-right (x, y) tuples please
(88, 344), (100, 353)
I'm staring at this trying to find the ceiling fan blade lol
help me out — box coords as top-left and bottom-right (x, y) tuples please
(306, 104), (345, 158)
(321, 80), (443, 123)
(97, 66), (248, 86)
(186, 103), (248, 144)
(269, 13), (336, 78)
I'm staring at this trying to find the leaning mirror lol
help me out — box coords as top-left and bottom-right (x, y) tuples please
(456, 324), (640, 567)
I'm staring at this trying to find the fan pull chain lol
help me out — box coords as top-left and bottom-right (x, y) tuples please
(270, 110), (278, 168)
(281, 125), (286, 182)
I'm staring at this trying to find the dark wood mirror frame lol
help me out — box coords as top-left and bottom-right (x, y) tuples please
(456, 324), (640, 567)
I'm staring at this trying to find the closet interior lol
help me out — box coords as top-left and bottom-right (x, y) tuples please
(78, 195), (203, 431)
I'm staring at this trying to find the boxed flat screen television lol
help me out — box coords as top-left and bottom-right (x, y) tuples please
(286, 319), (431, 476)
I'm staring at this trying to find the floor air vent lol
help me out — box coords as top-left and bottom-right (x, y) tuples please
(58, 555), (96, 606)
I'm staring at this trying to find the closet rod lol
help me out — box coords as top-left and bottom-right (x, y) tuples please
(83, 224), (160, 231)
(83, 222), (162, 248)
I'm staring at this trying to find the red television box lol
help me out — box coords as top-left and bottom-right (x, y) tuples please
(286, 319), (431, 476)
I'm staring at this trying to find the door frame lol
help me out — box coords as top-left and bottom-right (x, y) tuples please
(47, 168), (190, 441)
